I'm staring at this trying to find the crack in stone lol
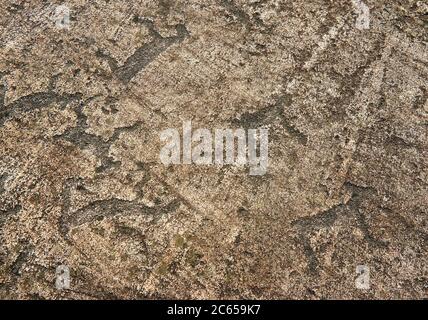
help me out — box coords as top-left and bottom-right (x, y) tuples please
(0, 173), (8, 195)
(328, 37), (386, 122)
(293, 181), (388, 274)
(115, 21), (189, 84)
(0, 91), (83, 127)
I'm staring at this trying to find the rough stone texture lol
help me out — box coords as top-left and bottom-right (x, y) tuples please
(0, 0), (427, 299)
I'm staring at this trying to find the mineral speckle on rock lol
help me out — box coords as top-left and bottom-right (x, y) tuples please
(0, 1), (427, 299)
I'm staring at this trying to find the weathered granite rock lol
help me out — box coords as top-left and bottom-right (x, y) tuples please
(0, 0), (426, 299)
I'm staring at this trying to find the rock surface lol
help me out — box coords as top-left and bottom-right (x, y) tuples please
(0, 0), (427, 299)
